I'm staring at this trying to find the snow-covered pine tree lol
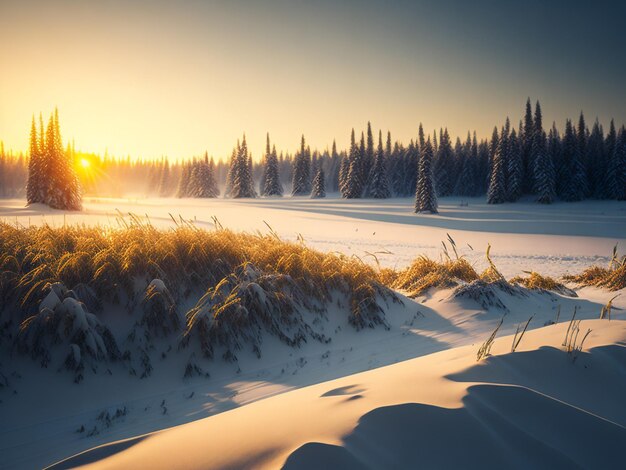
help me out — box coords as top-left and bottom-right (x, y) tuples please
(487, 126), (507, 204)
(158, 160), (171, 197)
(26, 116), (43, 204)
(532, 127), (556, 204)
(454, 132), (478, 197)
(576, 112), (591, 197)
(363, 121), (374, 190)
(310, 162), (326, 198)
(224, 145), (238, 197)
(366, 130), (391, 198)
(44, 110), (82, 210)
(587, 120), (605, 198)
(231, 135), (256, 198)
(507, 129), (523, 201)
(606, 126), (626, 200)
(522, 97), (534, 192)
(176, 162), (192, 197)
(415, 138), (438, 214)
(344, 129), (364, 198)
(602, 120), (618, 200)
(194, 154), (219, 198)
(560, 119), (587, 201)
(259, 133), (271, 196)
(434, 129), (453, 196)
(263, 144), (283, 197)
(291, 135), (311, 195)
(338, 154), (349, 197)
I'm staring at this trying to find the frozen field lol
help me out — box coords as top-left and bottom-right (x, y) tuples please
(1, 196), (625, 469)
(1, 195), (625, 277)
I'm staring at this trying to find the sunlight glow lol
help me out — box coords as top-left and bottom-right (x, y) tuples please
(80, 158), (90, 169)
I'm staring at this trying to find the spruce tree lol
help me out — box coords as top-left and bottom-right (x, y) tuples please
(455, 132), (478, 197)
(602, 120), (618, 199)
(434, 129), (453, 196)
(560, 119), (587, 201)
(310, 163), (326, 198)
(291, 135), (311, 195)
(43, 110), (81, 210)
(259, 133), (271, 196)
(532, 126), (556, 204)
(263, 144), (283, 196)
(587, 120), (605, 197)
(366, 130), (391, 198)
(231, 135), (256, 198)
(343, 129), (364, 198)
(487, 127), (507, 204)
(363, 121), (374, 189)
(507, 129), (523, 201)
(177, 162), (192, 197)
(224, 145), (237, 197)
(26, 116), (43, 204)
(415, 139), (438, 214)
(606, 126), (626, 200)
(158, 160), (171, 197)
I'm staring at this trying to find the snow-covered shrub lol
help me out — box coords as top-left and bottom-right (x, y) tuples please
(139, 279), (182, 337)
(181, 263), (324, 360)
(16, 283), (120, 375)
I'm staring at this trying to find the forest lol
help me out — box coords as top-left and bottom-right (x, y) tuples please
(1, 99), (625, 211)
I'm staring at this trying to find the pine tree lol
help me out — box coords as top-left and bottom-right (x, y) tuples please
(587, 120), (605, 197)
(522, 97), (534, 192)
(577, 112), (591, 197)
(177, 162), (192, 197)
(602, 120), (618, 199)
(455, 132), (479, 197)
(434, 129), (453, 196)
(259, 133), (271, 196)
(606, 126), (626, 200)
(310, 163), (326, 198)
(363, 121), (374, 190)
(263, 144), (283, 197)
(224, 145), (238, 197)
(338, 154), (350, 197)
(231, 135), (256, 198)
(344, 129), (364, 198)
(560, 119), (587, 201)
(42, 109), (82, 210)
(415, 139), (438, 214)
(291, 135), (311, 195)
(366, 130), (391, 198)
(158, 160), (171, 197)
(507, 129), (523, 201)
(487, 127), (507, 204)
(532, 124), (556, 204)
(26, 116), (43, 204)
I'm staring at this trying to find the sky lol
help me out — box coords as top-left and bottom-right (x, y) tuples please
(1, 0), (625, 161)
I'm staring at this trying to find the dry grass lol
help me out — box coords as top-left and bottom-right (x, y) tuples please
(0, 219), (395, 332)
(510, 271), (577, 297)
(383, 256), (478, 297)
(563, 245), (626, 291)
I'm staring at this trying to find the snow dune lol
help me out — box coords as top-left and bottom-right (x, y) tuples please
(49, 319), (626, 469)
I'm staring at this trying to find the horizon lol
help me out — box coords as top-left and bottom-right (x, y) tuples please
(2, 0), (625, 161)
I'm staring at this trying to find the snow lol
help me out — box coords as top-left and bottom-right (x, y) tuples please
(1, 196), (625, 469)
(48, 319), (626, 469)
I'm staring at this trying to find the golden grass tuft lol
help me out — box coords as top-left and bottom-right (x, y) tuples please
(0, 219), (394, 328)
(563, 245), (626, 291)
(384, 256), (479, 297)
(510, 271), (577, 296)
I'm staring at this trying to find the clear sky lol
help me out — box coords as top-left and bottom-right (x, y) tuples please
(1, 0), (625, 160)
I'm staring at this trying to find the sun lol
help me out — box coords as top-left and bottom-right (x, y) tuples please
(79, 158), (90, 169)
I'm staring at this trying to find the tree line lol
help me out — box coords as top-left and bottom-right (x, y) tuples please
(1, 100), (624, 211)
